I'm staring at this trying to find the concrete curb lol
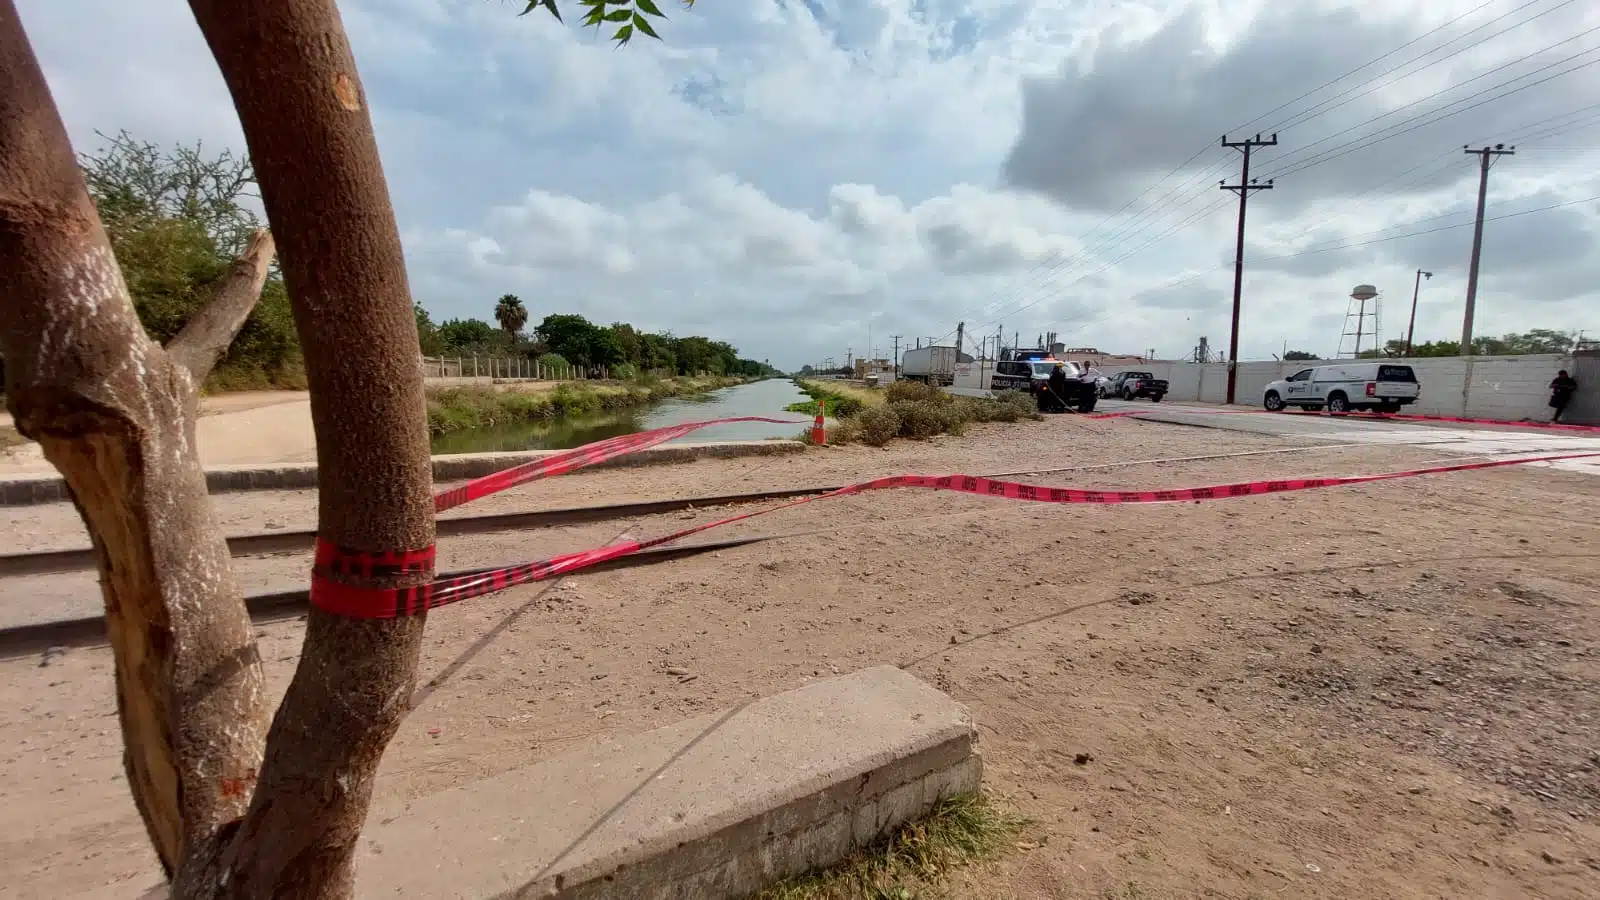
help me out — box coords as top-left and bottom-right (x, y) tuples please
(355, 666), (983, 899)
(0, 439), (805, 507)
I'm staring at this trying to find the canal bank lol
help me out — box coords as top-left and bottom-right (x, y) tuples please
(429, 379), (814, 454)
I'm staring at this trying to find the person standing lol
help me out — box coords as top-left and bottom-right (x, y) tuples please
(1549, 369), (1578, 422)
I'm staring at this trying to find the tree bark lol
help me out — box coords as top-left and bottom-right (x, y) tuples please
(178, 0), (436, 896)
(0, 0), (273, 877)
(167, 229), (277, 377)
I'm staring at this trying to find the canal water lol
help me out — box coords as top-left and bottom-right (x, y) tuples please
(430, 378), (816, 454)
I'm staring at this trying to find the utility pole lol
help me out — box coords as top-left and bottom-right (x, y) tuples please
(955, 322), (965, 361)
(1461, 144), (1514, 356)
(1405, 269), (1433, 356)
(1220, 132), (1277, 404)
(891, 335), (901, 376)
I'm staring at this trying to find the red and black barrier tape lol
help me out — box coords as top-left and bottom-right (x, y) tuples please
(316, 416), (808, 616)
(433, 416), (804, 512)
(312, 444), (1600, 619)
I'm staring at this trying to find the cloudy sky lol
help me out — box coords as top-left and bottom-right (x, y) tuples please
(18, 0), (1600, 368)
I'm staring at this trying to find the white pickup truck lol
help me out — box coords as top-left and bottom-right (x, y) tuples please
(1262, 362), (1421, 414)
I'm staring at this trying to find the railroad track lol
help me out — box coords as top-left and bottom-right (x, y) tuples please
(0, 443), (1351, 657)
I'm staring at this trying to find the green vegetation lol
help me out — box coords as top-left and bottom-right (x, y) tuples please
(1357, 329), (1578, 358)
(787, 379), (881, 418)
(796, 379), (1039, 447)
(55, 129), (774, 395)
(425, 375), (741, 437)
(82, 131), (305, 392)
(419, 308), (777, 379)
(755, 793), (1029, 900)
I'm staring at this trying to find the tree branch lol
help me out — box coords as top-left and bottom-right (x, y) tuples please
(0, 0), (269, 878)
(180, 0), (436, 895)
(166, 228), (275, 381)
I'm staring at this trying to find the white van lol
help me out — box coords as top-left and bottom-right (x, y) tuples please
(1261, 363), (1421, 413)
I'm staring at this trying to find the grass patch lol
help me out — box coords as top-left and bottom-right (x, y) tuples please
(787, 378), (884, 418)
(425, 375), (742, 437)
(201, 358), (309, 393)
(756, 793), (1029, 900)
(821, 380), (1039, 447)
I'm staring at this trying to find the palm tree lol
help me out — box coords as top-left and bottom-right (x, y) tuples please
(494, 293), (528, 341)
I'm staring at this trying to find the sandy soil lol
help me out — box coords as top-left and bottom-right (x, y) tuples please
(1, 415), (1597, 899)
(0, 390), (314, 474)
(0, 380), (565, 475)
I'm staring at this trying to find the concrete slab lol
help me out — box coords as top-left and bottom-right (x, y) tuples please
(356, 666), (982, 899)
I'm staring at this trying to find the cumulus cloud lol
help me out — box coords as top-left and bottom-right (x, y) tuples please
(15, 0), (1600, 366)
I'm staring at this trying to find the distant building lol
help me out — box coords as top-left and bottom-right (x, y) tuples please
(853, 357), (894, 380)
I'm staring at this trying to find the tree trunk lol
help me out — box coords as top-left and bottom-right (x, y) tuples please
(176, 0), (436, 896)
(0, 0), (278, 878)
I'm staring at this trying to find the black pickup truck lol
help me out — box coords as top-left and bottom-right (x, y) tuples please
(1103, 371), (1168, 402)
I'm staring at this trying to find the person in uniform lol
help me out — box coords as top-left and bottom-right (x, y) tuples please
(1549, 369), (1577, 422)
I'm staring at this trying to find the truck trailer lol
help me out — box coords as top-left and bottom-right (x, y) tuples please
(899, 345), (973, 386)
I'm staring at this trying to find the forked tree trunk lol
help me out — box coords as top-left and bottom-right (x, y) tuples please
(2, 0), (435, 895)
(0, 0), (275, 876)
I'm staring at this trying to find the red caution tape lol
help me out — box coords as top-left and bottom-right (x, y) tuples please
(313, 416), (808, 617)
(313, 448), (1600, 618)
(433, 416), (804, 511)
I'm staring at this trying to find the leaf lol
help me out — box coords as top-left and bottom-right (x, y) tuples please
(604, 8), (632, 21)
(631, 11), (661, 38)
(635, 0), (665, 16)
(611, 22), (634, 45)
(520, 0), (561, 20)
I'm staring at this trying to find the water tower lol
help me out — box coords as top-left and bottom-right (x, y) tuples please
(1338, 284), (1381, 358)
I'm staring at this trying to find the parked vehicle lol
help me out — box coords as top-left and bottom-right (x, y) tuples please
(900, 346), (970, 386)
(992, 357), (1097, 413)
(1102, 371), (1168, 402)
(1261, 362), (1421, 413)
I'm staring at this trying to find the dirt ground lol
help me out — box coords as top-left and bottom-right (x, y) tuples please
(0, 414), (1596, 899)
(0, 380), (558, 474)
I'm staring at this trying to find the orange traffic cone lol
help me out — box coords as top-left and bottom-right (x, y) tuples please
(811, 399), (827, 445)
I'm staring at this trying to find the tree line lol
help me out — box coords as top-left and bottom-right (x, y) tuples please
(1283, 329), (1578, 361)
(53, 130), (772, 390)
(416, 301), (776, 379)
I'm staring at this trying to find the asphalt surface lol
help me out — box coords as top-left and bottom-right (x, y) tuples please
(1093, 399), (1600, 477)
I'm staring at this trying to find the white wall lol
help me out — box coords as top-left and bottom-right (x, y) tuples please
(1102, 354), (1576, 421)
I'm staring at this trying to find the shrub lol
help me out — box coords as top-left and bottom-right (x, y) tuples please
(537, 352), (571, 377)
(609, 362), (638, 381)
(852, 405), (902, 447)
(884, 380), (946, 404)
(889, 400), (951, 440)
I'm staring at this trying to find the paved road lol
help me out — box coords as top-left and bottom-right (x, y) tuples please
(1094, 400), (1600, 477)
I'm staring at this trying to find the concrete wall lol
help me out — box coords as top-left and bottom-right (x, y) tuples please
(1104, 354), (1580, 421)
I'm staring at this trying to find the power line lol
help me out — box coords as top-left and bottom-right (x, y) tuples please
(1226, 0), (1504, 136)
(936, 1), (1600, 346)
(1263, 45), (1600, 181)
(1250, 191), (1595, 262)
(1264, 0), (1581, 137)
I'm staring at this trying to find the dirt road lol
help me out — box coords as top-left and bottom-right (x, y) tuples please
(0, 380), (567, 475)
(1, 414), (1596, 898)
